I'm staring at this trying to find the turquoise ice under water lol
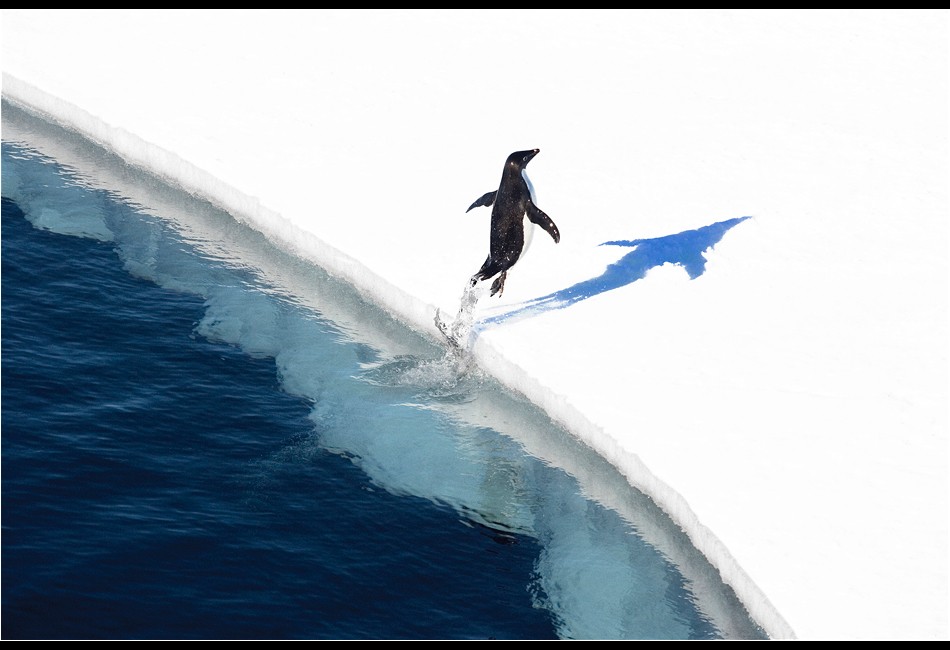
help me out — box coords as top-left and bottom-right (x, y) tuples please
(1, 100), (766, 640)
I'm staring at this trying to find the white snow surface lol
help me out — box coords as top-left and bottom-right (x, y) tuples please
(2, 9), (947, 640)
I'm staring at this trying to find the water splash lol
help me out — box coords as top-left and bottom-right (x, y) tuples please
(435, 282), (485, 353)
(359, 353), (486, 403)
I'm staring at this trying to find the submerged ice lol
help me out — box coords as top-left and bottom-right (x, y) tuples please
(1, 111), (765, 640)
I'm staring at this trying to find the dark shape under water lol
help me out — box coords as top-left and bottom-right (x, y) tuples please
(479, 217), (750, 327)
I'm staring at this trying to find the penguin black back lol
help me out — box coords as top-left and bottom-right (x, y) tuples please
(467, 149), (560, 297)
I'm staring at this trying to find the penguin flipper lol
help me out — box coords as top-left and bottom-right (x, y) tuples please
(527, 202), (560, 243)
(467, 191), (496, 213)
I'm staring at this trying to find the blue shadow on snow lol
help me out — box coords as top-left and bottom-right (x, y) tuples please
(478, 216), (750, 328)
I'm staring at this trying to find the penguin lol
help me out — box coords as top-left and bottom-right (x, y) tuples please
(467, 149), (560, 297)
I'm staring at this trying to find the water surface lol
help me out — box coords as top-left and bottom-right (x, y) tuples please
(1, 101), (765, 640)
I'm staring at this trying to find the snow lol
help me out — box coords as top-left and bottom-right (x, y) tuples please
(2, 9), (947, 640)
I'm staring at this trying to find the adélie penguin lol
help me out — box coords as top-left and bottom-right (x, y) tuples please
(467, 149), (560, 297)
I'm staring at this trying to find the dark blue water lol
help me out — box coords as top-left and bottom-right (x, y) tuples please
(2, 196), (554, 640)
(1, 104), (766, 641)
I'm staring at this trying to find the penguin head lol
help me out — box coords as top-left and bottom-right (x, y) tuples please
(507, 149), (540, 170)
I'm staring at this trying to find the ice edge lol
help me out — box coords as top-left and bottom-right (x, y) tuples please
(1, 71), (796, 640)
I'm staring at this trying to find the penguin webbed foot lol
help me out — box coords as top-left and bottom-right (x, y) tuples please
(489, 272), (507, 297)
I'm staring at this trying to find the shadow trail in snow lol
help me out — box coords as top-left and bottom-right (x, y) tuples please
(477, 216), (750, 330)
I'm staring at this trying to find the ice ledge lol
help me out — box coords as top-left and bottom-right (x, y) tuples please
(2, 71), (795, 639)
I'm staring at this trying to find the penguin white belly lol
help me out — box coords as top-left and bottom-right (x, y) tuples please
(521, 220), (537, 259)
(520, 168), (537, 259)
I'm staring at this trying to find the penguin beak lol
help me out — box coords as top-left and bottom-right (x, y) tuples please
(526, 149), (539, 163)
